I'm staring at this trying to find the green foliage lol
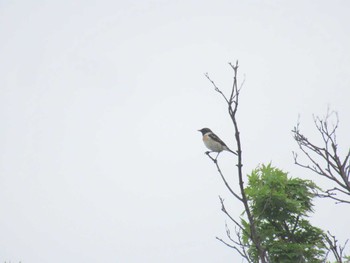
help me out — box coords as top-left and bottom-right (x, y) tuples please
(243, 164), (327, 263)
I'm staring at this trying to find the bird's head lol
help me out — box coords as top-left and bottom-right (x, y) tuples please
(198, 128), (212, 135)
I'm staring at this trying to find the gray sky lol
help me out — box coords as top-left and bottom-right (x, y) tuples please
(1, 1), (349, 262)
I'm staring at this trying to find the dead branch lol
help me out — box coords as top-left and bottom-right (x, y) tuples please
(325, 231), (349, 263)
(219, 196), (245, 233)
(292, 110), (350, 204)
(216, 224), (253, 263)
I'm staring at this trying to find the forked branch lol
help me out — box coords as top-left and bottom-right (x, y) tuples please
(325, 231), (349, 263)
(205, 61), (267, 262)
(292, 110), (350, 203)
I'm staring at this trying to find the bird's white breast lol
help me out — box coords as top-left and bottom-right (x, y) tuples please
(203, 133), (224, 152)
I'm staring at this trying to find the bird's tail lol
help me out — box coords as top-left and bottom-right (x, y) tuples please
(225, 147), (238, 155)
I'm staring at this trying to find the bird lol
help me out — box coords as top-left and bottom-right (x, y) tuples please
(198, 128), (237, 160)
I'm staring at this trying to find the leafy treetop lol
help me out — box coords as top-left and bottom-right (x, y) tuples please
(243, 164), (326, 263)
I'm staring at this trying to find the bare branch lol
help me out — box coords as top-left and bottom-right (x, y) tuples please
(325, 231), (349, 263)
(292, 110), (350, 203)
(205, 153), (242, 201)
(216, 237), (248, 259)
(205, 61), (268, 262)
(204, 73), (229, 103)
(316, 187), (350, 204)
(219, 196), (245, 232)
(216, 224), (253, 263)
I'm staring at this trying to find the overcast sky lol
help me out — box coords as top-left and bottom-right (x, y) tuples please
(1, 1), (350, 262)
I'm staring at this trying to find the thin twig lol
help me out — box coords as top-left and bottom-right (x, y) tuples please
(292, 110), (350, 204)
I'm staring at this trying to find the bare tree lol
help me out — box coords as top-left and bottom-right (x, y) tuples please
(205, 61), (267, 262)
(292, 110), (350, 204)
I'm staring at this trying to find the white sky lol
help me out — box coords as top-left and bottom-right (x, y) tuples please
(0, 1), (349, 262)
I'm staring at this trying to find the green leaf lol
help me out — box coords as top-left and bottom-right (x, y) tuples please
(243, 164), (327, 262)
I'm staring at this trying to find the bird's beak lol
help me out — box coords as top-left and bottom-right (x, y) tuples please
(197, 129), (201, 132)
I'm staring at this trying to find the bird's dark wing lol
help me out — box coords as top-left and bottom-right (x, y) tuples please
(208, 133), (227, 147)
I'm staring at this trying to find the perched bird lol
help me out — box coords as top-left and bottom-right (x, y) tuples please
(198, 128), (237, 159)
